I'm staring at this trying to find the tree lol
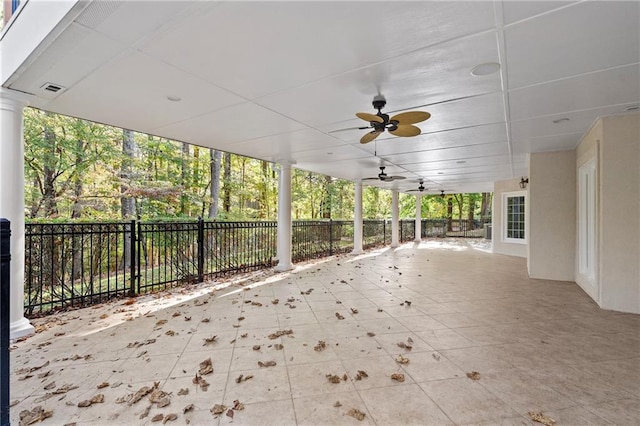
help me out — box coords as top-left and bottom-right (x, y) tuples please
(209, 149), (222, 219)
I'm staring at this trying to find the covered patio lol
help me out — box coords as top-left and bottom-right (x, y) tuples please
(10, 241), (640, 425)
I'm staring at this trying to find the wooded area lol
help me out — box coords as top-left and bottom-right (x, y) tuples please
(23, 108), (492, 222)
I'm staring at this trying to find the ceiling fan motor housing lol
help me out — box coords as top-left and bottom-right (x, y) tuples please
(372, 95), (386, 110)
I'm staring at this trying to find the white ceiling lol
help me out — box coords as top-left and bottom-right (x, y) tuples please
(4, 0), (639, 193)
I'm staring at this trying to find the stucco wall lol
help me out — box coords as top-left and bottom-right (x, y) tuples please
(492, 178), (527, 258)
(599, 114), (640, 313)
(527, 151), (576, 281)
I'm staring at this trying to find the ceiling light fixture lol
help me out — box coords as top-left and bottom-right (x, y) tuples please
(456, 160), (466, 164)
(519, 177), (529, 189)
(552, 118), (570, 124)
(167, 95), (181, 102)
(625, 105), (640, 111)
(470, 62), (500, 76)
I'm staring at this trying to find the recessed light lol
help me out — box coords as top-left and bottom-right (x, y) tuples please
(552, 118), (570, 124)
(167, 95), (181, 102)
(437, 172), (444, 175)
(470, 62), (500, 76)
(326, 152), (334, 155)
(456, 160), (466, 164)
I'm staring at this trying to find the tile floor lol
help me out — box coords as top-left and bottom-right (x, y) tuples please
(9, 239), (640, 425)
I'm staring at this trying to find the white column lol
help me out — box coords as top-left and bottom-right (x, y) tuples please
(352, 180), (363, 254)
(415, 194), (422, 242)
(0, 89), (34, 339)
(275, 162), (293, 271)
(391, 190), (399, 247)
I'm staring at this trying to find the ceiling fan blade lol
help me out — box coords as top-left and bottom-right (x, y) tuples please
(390, 111), (431, 125)
(328, 126), (371, 134)
(362, 177), (380, 181)
(390, 125), (421, 137)
(360, 131), (382, 144)
(388, 176), (406, 181)
(356, 112), (384, 123)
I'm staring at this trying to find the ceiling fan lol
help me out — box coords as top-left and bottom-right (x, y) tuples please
(407, 181), (428, 193)
(362, 166), (406, 182)
(356, 95), (431, 144)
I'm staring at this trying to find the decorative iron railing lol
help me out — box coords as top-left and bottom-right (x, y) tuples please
(24, 218), (490, 316)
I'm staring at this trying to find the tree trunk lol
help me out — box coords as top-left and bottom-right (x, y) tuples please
(121, 129), (136, 268)
(71, 138), (85, 279)
(322, 175), (332, 219)
(480, 192), (491, 219)
(42, 114), (58, 218)
(467, 194), (475, 231)
(260, 160), (269, 218)
(446, 198), (453, 232)
(180, 142), (190, 215)
(209, 149), (222, 219)
(222, 152), (231, 213)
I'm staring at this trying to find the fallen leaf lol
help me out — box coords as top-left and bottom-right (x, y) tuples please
(184, 316), (191, 321)
(198, 358), (213, 375)
(366, 332), (376, 337)
(183, 404), (194, 414)
(123, 298), (136, 306)
(354, 370), (369, 381)
(155, 320), (167, 327)
(238, 316), (245, 321)
(203, 336), (218, 346)
(43, 382), (56, 391)
(346, 408), (366, 421)
(10, 400), (19, 407)
(139, 404), (152, 419)
(211, 404), (227, 415)
(201, 318), (210, 323)
(151, 414), (164, 422)
(165, 330), (176, 336)
(391, 373), (405, 382)
(77, 400), (92, 408)
(274, 343), (284, 350)
(90, 394), (104, 404)
(163, 413), (178, 423)
(177, 388), (189, 396)
(268, 329), (293, 339)
(466, 371), (481, 381)
(36, 371), (52, 379)
(335, 312), (345, 320)
(97, 382), (109, 389)
(314, 341), (326, 352)
(395, 354), (410, 365)
(235, 374), (254, 383)
(404, 301), (412, 306)
(252, 345), (261, 351)
(226, 409), (234, 418)
(19, 406), (53, 425)
(528, 412), (556, 426)
(172, 312), (181, 317)
(350, 308), (359, 314)
(333, 401), (342, 408)
(377, 308), (383, 312)
(240, 333), (248, 338)
(432, 353), (441, 361)
(326, 374), (342, 384)
(232, 400), (245, 411)
(271, 299), (279, 304)
(258, 360), (277, 367)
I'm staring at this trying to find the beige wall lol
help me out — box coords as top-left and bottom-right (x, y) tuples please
(598, 114), (640, 313)
(528, 151), (576, 281)
(492, 178), (527, 258)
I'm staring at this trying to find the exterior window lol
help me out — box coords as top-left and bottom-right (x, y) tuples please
(503, 191), (526, 243)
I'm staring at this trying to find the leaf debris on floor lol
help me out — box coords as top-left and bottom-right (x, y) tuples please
(335, 312), (345, 320)
(395, 354), (410, 365)
(198, 358), (214, 375)
(528, 412), (556, 426)
(19, 406), (53, 426)
(258, 360), (277, 367)
(203, 335), (217, 346)
(391, 373), (405, 382)
(314, 340), (327, 351)
(268, 329), (293, 339)
(346, 408), (366, 421)
(354, 370), (368, 381)
(236, 374), (254, 383)
(211, 404), (227, 416)
(466, 371), (481, 381)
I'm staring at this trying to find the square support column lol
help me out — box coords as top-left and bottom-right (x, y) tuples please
(0, 89), (34, 339)
(275, 162), (293, 271)
(352, 181), (363, 254)
(391, 190), (399, 247)
(415, 194), (422, 242)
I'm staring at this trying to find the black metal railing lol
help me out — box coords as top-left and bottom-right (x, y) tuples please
(24, 217), (491, 316)
(1, 219), (11, 426)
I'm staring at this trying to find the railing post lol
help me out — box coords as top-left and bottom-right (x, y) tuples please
(129, 219), (136, 297)
(197, 218), (204, 283)
(1, 219), (11, 426)
(329, 219), (333, 256)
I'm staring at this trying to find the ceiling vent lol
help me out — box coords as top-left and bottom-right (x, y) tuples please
(41, 82), (66, 94)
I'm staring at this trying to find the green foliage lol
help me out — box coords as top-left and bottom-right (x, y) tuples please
(23, 108), (490, 222)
